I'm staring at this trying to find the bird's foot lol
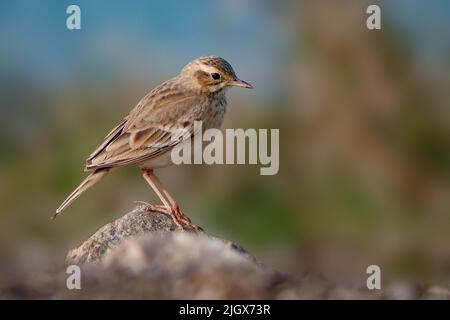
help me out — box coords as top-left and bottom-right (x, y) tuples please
(138, 201), (201, 232)
(173, 206), (204, 232)
(135, 201), (168, 214)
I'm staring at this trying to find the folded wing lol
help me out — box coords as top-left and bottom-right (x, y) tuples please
(85, 91), (200, 171)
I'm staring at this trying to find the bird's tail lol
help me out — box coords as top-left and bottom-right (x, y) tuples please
(53, 168), (110, 219)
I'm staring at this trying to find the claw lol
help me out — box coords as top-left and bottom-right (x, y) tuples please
(137, 201), (200, 232)
(173, 207), (203, 232)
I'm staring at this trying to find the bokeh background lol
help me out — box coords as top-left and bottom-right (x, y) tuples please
(1, 0), (450, 293)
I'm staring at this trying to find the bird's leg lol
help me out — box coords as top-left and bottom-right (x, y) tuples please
(143, 169), (202, 231)
(137, 200), (181, 222)
(163, 191), (199, 228)
(142, 169), (184, 230)
(147, 171), (192, 225)
(134, 201), (168, 215)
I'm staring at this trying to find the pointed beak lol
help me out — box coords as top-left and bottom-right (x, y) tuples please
(231, 78), (253, 89)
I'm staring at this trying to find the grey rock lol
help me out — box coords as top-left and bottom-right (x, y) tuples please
(66, 204), (256, 265)
(64, 233), (279, 299)
(59, 205), (284, 299)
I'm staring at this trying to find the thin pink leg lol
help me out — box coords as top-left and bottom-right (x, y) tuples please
(142, 169), (184, 229)
(143, 169), (201, 231)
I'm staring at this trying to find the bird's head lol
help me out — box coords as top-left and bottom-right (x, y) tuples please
(180, 56), (253, 93)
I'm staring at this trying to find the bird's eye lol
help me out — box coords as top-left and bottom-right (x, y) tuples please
(211, 73), (221, 80)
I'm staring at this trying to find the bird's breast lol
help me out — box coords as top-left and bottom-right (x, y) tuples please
(202, 95), (227, 130)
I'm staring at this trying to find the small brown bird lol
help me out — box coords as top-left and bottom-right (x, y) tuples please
(55, 56), (253, 230)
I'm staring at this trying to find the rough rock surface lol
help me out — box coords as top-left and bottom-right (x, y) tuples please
(66, 204), (254, 265)
(61, 233), (284, 299)
(60, 205), (285, 299)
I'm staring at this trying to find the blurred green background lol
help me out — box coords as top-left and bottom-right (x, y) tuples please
(1, 0), (450, 286)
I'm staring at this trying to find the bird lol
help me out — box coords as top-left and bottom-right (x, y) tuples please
(54, 56), (253, 230)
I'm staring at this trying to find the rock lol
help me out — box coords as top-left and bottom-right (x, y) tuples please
(59, 204), (286, 299)
(61, 205), (385, 299)
(65, 205), (176, 264)
(63, 233), (284, 299)
(66, 204), (255, 265)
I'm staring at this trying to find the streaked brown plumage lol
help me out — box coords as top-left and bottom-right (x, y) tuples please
(55, 56), (252, 230)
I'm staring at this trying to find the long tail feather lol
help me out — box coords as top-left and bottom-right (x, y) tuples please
(53, 168), (110, 219)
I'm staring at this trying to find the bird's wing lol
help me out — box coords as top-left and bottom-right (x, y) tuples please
(85, 89), (202, 171)
(86, 119), (127, 162)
